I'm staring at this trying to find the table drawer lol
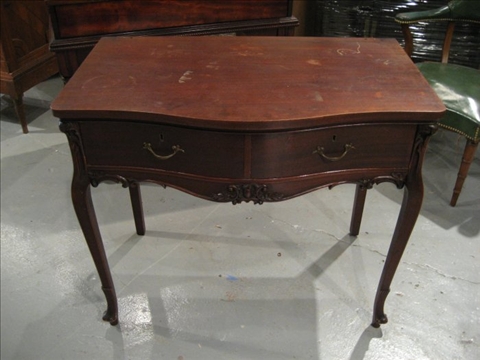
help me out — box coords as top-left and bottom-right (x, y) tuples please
(80, 121), (245, 178)
(250, 125), (416, 178)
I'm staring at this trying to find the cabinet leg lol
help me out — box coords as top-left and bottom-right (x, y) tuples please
(129, 182), (146, 235)
(12, 95), (29, 134)
(350, 184), (368, 236)
(371, 182), (423, 328)
(72, 179), (118, 325)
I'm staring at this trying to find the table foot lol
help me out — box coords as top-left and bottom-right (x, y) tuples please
(371, 314), (388, 328)
(371, 287), (390, 327)
(102, 311), (119, 326)
(102, 286), (118, 325)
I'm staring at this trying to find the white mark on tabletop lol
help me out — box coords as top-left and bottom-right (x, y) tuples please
(238, 51), (264, 57)
(337, 42), (361, 56)
(307, 59), (322, 66)
(206, 61), (220, 70)
(81, 75), (120, 89)
(313, 91), (324, 102)
(375, 58), (392, 65)
(178, 70), (193, 83)
(233, 45), (264, 57)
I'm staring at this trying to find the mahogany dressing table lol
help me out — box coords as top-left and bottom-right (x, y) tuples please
(51, 36), (445, 328)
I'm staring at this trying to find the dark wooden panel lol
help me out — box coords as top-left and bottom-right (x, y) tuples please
(0, 0), (58, 133)
(50, 0), (291, 38)
(1, 1), (50, 63)
(47, 0), (297, 80)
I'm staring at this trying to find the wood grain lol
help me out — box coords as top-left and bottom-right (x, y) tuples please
(52, 36), (445, 131)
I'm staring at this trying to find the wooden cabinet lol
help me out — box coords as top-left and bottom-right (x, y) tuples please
(46, 0), (299, 80)
(0, 1), (59, 133)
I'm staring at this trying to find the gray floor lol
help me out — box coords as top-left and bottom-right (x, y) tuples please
(1, 75), (479, 360)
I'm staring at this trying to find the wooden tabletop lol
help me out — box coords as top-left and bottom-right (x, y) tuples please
(51, 36), (445, 131)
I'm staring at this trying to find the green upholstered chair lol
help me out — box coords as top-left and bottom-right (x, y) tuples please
(395, 0), (480, 206)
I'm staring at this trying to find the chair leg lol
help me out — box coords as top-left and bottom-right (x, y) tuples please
(450, 139), (478, 207)
(12, 95), (29, 134)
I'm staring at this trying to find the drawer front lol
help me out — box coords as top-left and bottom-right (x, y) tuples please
(250, 125), (416, 179)
(51, 0), (290, 38)
(80, 121), (245, 178)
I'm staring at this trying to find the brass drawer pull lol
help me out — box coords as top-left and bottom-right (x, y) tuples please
(143, 142), (185, 160)
(313, 143), (355, 162)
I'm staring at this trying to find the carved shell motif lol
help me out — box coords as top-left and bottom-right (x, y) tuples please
(213, 184), (284, 205)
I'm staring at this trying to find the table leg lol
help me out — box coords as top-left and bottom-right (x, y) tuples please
(72, 178), (119, 325)
(371, 125), (434, 327)
(129, 183), (146, 235)
(350, 184), (368, 236)
(371, 179), (423, 327)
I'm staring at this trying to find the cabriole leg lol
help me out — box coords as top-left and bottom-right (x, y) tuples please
(72, 178), (118, 325)
(371, 180), (423, 327)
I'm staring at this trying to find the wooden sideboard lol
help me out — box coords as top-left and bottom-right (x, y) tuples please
(46, 0), (299, 80)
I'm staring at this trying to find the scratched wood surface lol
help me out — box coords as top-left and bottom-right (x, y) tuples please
(51, 36), (445, 131)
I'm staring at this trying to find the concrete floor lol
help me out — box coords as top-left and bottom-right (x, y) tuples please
(1, 75), (479, 360)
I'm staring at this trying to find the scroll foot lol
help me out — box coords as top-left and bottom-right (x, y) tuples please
(371, 313), (388, 328)
(102, 309), (119, 326)
(102, 286), (118, 326)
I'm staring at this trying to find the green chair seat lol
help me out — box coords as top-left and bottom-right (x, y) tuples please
(396, 0), (480, 24)
(417, 62), (480, 142)
(395, 0), (480, 206)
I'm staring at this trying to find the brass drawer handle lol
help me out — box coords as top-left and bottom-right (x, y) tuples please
(143, 142), (185, 160)
(313, 143), (355, 162)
